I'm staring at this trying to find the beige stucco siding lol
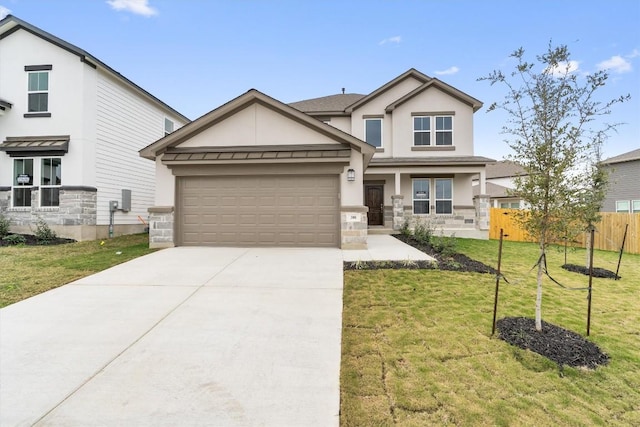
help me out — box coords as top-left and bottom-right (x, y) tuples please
(178, 103), (340, 148)
(350, 77), (424, 157)
(391, 88), (475, 157)
(327, 116), (351, 134)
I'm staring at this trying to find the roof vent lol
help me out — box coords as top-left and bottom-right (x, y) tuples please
(341, 88), (345, 94)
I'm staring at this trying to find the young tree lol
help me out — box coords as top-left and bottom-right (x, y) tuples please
(480, 44), (629, 331)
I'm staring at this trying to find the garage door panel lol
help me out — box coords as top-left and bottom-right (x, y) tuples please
(178, 175), (339, 247)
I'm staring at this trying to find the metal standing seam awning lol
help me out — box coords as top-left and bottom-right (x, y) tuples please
(0, 135), (70, 157)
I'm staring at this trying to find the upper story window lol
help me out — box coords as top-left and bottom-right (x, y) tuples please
(413, 116), (431, 146)
(412, 114), (454, 146)
(25, 65), (52, 117)
(435, 116), (453, 145)
(164, 118), (174, 136)
(365, 118), (383, 148)
(615, 200), (630, 213)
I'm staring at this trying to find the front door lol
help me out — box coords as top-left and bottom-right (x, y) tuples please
(364, 184), (384, 226)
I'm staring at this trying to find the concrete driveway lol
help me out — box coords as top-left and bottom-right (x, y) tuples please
(0, 247), (343, 427)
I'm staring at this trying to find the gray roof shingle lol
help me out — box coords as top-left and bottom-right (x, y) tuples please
(602, 148), (640, 165)
(289, 93), (365, 113)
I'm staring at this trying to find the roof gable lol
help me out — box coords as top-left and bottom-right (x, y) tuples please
(385, 78), (483, 113)
(345, 68), (431, 113)
(0, 15), (188, 122)
(140, 89), (375, 162)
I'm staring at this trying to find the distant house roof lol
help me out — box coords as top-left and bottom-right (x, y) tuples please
(473, 182), (513, 198)
(486, 160), (526, 179)
(602, 148), (640, 165)
(0, 14), (189, 122)
(289, 93), (365, 114)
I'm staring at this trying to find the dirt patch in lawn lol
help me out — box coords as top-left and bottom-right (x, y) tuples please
(497, 317), (609, 369)
(562, 263), (620, 279)
(0, 234), (76, 247)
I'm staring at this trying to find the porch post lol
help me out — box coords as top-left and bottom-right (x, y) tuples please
(479, 169), (487, 195)
(392, 172), (404, 230)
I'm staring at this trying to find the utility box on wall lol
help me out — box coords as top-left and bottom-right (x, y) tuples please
(121, 189), (131, 212)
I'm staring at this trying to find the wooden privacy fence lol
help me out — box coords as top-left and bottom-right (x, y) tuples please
(489, 209), (640, 255)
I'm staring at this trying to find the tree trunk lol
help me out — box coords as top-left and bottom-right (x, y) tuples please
(536, 243), (544, 332)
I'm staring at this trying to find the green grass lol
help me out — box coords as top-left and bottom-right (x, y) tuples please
(0, 233), (156, 308)
(341, 239), (640, 426)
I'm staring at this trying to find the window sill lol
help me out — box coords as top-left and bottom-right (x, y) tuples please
(375, 148), (384, 153)
(411, 146), (455, 151)
(24, 112), (52, 118)
(7, 207), (31, 212)
(35, 207), (60, 211)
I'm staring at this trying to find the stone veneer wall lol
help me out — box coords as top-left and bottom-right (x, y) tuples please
(392, 205), (477, 231)
(340, 206), (368, 249)
(148, 206), (175, 248)
(474, 195), (490, 231)
(0, 186), (97, 230)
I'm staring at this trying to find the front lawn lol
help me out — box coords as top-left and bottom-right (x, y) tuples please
(341, 239), (640, 426)
(0, 233), (156, 308)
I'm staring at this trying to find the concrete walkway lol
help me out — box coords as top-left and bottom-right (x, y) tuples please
(0, 247), (343, 427)
(0, 235), (426, 426)
(342, 234), (435, 262)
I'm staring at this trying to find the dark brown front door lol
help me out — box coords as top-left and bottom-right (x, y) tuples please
(365, 185), (384, 226)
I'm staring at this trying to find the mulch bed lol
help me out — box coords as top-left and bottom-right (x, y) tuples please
(343, 234), (497, 274)
(562, 263), (620, 279)
(497, 317), (609, 369)
(0, 233), (76, 247)
(392, 234), (497, 274)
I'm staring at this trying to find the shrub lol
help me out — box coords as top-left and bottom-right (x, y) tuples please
(33, 217), (57, 244)
(413, 219), (433, 245)
(400, 219), (411, 237)
(432, 233), (458, 258)
(3, 234), (26, 245)
(0, 214), (10, 238)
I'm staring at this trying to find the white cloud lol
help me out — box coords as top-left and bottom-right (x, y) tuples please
(0, 5), (11, 19)
(597, 55), (632, 74)
(106, 0), (157, 17)
(434, 66), (460, 76)
(379, 36), (401, 45)
(626, 49), (639, 59)
(544, 60), (580, 77)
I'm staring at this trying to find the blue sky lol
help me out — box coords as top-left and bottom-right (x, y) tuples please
(1, 0), (638, 160)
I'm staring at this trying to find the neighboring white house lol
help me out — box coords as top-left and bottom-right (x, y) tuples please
(140, 69), (493, 249)
(0, 15), (189, 241)
(472, 160), (526, 208)
(601, 148), (640, 213)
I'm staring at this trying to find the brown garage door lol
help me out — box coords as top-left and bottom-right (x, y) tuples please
(177, 175), (339, 247)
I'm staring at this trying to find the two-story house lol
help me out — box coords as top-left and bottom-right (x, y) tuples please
(601, 148), (640, 213)
(140, 69), (493, 249)
(0, 15), (188, 241)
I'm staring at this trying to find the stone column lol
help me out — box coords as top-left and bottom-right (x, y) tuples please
(148, 206), (175, 248)
(340, 206), (368, 249)
(474, 195), (490, 231)
(391, 195), (404, 230)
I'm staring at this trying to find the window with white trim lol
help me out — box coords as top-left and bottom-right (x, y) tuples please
(27, 71), (49, 113)
(633, 200), (640, 213)
(615, 200), (630, 212)
(365, 118), (382, 148)
(13, 159), (34, 207)
(435, 178), (453, 214)
(164, 118), (174, 136)
(40, 158), (62, 207)
(413, 116), (431, 146)
(412, 115), (454, 146)
(412, 179), (430, 214)
(500, 202), (520, 209)
(435, 116), (453, 145)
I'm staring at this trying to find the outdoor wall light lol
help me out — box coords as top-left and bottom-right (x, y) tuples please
(347, 168), (356, 182)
